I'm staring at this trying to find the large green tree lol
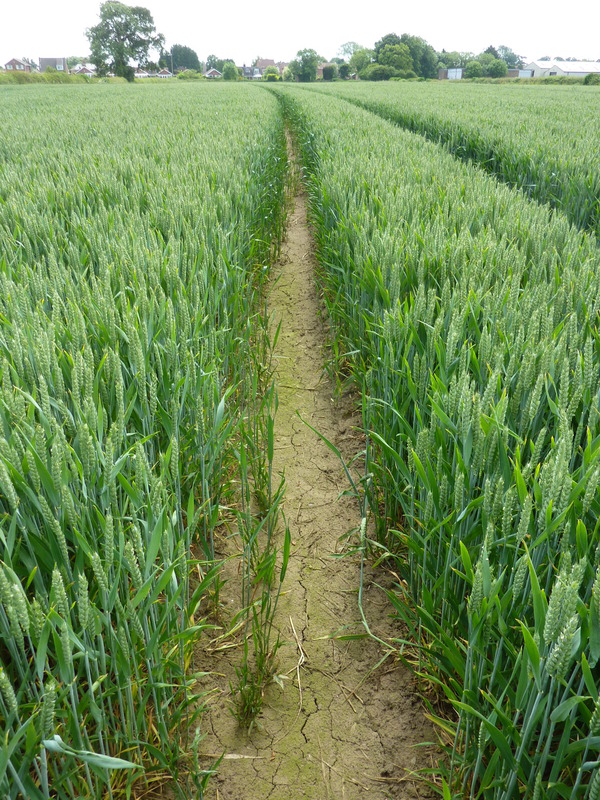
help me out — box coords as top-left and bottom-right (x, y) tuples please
(399, 34), (438, 78)
(438, 50), (473, 69)
(477, 52), (496, 69)
(67, 56), (87, 68)
(378, 43), (413, 73)
(374, 32), (437, 78)
(322, 63), (338, 81)
(497, 45), (524, 69)
(170, 44), (200, 72)
(374, 33), (402, 59)
(289, 49), (321, 82)
(485, 58), (508, 77)
(206, 54), (222, 71)
(338, 41), (362, 60)
(222, 61), (238, 81)
(87, 2), (164, 80)
(349, 47), (374, 74)
(206, 54), (234, 73)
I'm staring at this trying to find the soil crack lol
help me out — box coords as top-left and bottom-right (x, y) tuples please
(197, 135), (435, 799)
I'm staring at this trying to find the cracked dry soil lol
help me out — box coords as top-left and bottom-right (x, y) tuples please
(197, 159), (435, 800)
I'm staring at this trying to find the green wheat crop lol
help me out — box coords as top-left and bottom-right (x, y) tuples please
(310, 80), (600, 238)
(0, 82), (286, 798)
(281, 84), (600, 800)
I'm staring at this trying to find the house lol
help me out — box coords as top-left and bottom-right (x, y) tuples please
(39, 57), (68, 73)
(239, 59), (287, 80)
(523, 60), (600, 78)
(134, 69), (150, 79)
(204, 68), (222, 79)
(4, 58), (31, 72)
(71, 62), (96, 75)
(157, 68), (173, 78)
(255, 58), (276, 72)
(240, 64), (263, 79)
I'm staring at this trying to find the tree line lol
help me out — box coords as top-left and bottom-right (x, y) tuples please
(83, 1), (583, 83)
(339, 39), (524, 81)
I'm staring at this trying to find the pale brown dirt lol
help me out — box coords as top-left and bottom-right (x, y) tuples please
(196, 150), (436, 800)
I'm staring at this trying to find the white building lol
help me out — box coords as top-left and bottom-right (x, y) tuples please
(524, 60), (600, 78)
(71, 62), (96, 75)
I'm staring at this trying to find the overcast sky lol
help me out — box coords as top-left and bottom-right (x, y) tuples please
(1, 0), (599, 68)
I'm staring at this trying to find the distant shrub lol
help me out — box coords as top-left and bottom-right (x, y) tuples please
(0, 70), (88, 85)
(2, 71), (33, 84)
(535, 75), (585, 84)
(485, 58), (508, 78)
(584, 73), (600, 85)
(359, 64), (397, 81)
(45, 70), (87, 84)
(470, 75), (585, 85)
(464, 60), (483, 78)
(262, 66), (280, 81)
(389, 69), (417, 80)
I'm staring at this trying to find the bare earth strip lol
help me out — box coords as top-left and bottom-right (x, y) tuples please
(198, 149), (435, 800)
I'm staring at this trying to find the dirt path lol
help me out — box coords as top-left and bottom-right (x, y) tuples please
(198, 147), (435, 800)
